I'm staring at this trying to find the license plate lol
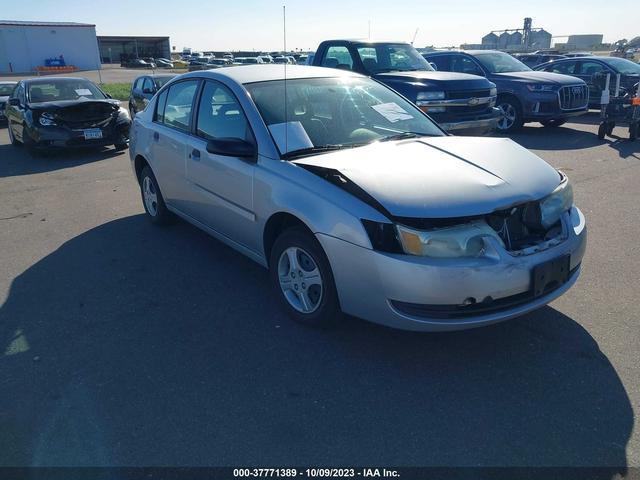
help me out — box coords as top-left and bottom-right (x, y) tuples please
(532, 255), (570, 297)
(83, 128), (103, 140)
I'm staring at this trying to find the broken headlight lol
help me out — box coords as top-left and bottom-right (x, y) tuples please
(395, 221), (504, 258)
(539, 174), (573, 229)
(38, 112), (57, 126)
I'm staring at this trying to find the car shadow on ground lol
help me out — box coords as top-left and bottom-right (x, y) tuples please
(0, 215), (633, 474)
(0, 142), (123, 178)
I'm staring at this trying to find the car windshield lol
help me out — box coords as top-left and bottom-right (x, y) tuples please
(245, 76), (443, 158)
(474, 52), (531, 73)
(0, 84), (15, 96)
(356, 43), (434, 74)
(27, 80), (106, 103)
(604, 58), (640, 75)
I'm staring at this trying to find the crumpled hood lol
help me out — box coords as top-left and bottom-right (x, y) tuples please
(493, 70), (584, 85)
(27, 98), (120, 111)
(293, 136), (561, 218)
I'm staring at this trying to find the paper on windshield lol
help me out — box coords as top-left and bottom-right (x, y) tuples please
(268, 121), (313, 154)
(371, 102), (414, 123)
(75, 89), (93, 96)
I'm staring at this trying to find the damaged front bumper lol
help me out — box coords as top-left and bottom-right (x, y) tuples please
(317, 206), (587, 331)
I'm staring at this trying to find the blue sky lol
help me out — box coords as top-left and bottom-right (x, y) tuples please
(4, 0), (635, 51)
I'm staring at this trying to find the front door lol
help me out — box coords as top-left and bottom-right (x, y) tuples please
(183, 79), (257, 251)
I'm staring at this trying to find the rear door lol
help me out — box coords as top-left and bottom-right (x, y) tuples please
(148, 79), (200, 211)
(183, 79), (258, 251)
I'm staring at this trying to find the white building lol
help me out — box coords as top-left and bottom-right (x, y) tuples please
(0, 20), (101, 73)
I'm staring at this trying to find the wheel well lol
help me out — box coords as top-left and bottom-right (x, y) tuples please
(263, 213), (312, 264)
(134, 155), (149, 184)
(497, 92), (522, 109)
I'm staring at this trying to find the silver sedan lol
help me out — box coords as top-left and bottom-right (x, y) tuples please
(129, 65), (586, 331)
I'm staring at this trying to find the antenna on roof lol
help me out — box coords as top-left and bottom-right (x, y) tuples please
(411, 28), (419, 45)
(283, 4), (288, 155)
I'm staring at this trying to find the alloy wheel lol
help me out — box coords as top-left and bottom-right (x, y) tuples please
(497, 103), (517, 131)
(142, 176), (158, 216)
(277, 246), (323, 314)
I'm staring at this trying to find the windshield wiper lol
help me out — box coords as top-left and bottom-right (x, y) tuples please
(379, 132), (431, 142)
(282, 144), (363, 160)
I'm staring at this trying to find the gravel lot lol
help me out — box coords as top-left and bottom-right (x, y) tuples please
(0, 114), (638, 471)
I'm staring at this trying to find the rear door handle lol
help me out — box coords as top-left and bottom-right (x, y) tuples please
(153, 131), (159, 141)
(190, 149), (201, 160)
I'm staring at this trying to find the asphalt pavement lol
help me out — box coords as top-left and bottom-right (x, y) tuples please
(0, 114), (638, 472)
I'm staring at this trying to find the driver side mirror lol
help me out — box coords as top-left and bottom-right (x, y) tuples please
(206, 137), (256, 160)
(429, 62), (438, 71)
(8, 98), (21, 107)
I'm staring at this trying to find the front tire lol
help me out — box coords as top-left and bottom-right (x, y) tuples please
(269, 227), (341, 327)
(496, 96), (524, 133)
(140, 166), (171, 224)
(540, 119), (567, 128)
(7, 121), (22, 146)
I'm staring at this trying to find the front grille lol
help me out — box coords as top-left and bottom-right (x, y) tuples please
(64, 117), (114, 130)
(448, 104), (492, 115)
(559, 84), (588, 110)
(447, 89), (492, 100)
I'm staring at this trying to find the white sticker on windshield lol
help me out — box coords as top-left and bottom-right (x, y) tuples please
(371, 102), (414, 123)
(268, 121), (313, 154)
(75, 89), (93, 96)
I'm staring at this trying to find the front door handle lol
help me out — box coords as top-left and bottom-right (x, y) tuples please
(190, 149), (201, 160)
(153, 131), (159, 141)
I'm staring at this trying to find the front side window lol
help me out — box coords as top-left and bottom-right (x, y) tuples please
(27, 80), (106, 103)
(356, 44), (433, 74)
(451, 56), (484, 76)
(196, 81), (251, 141)
(142, 78), (154, 92)
(161, 80), (199, 132)
(579, 61), (605, 76)
(323, 46), (353, 70)
(473, 52), (530, 73)
(245, 76), (443, 158)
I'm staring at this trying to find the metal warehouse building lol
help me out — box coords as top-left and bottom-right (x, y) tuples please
(0, 20), (101, 73)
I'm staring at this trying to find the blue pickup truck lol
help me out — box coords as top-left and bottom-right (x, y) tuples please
(424, 50), (589, 132)
(312, 40), (501, 135)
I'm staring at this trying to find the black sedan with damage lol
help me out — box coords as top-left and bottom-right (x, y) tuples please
(4, 77), (131, 153)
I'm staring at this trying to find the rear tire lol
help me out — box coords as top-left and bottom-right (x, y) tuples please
(140, 166), (171, 225)
(269, 227), (342, 328)
(540, 119), (567, 128)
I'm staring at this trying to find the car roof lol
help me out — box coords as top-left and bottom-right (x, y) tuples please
(180, 64), (361, 84)
(322, 38), (408, 45)
(0, 80), (17, 85)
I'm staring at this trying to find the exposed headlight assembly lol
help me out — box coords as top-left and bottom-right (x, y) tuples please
(39, 112), (57, 126)
(490, 87), (498, 96)
(396, 221), (504, 258)
(539, 174), (573, 229)
(526, 84), (558, 92)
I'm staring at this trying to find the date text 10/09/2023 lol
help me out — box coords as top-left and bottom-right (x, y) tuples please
(233, 468), (400, 478)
